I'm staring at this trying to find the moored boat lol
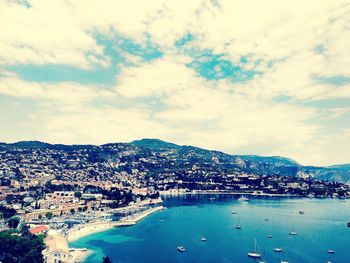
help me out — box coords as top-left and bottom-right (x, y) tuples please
(201, 236), (207, 242)
(275, 248), (283, 252)
(247, 238), (262, 259)
(177, 246), (185, 252)
(238, 196), (249, 202)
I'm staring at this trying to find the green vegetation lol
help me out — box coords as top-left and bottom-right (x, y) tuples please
(7, 217), (20, 228)
(0, 205), (16, 219)
(74, 191), (82, 198)
(0, 230), (45, 263)
(45, 212), (53, 219)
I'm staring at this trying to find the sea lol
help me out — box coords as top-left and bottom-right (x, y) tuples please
(70, 195), (350, 263)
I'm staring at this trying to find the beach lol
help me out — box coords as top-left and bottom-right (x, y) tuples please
(67, 206), (165, 242)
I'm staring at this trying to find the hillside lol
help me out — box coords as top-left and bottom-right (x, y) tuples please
(1, 138), (349, 183)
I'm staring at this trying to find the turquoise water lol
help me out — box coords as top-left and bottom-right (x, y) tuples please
(71, 195), (350, 263)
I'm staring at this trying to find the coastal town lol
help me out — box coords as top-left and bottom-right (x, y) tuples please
(0, 140), (350, 262)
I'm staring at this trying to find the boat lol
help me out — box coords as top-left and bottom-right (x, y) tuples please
(177, 246), (185, 252)
(281, 261), (289, 263)
(267, 234), (273, 238)
(201, 237), (207, 242)
(232, 211), (237, 214)
(248, 252), (261, 258)
(235, 225), (242, 229)
(247, 238), (261, 258)
(299, 210), (305, 215)
(238, 196), (249, 202)
(264, 218), (269, 221)
(327, 250), (335, 254)
(347, 222), (350, 227)
(289, 231), (297, 235)
(275, 248), (283, 252)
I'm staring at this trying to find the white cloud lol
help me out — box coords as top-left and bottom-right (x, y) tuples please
(0, 0), (350, 166)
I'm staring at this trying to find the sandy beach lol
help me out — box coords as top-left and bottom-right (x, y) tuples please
(67, 206), (165, 242)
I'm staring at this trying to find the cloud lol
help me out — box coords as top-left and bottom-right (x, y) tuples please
(0, 75), (114, 109)
(0, 0), (350, 166)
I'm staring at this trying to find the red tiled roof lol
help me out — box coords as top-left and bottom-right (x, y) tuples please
(29, 225), (48, 235)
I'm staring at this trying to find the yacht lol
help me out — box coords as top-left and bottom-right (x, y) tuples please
(289, 231), (297, 235)
(232, 211), (237, 214)
(267, 234), (273, 238)
(264, 218), (269, 221)
(299, 210), (305, 215)
(281, 261), (289, 263)
(235, 225), (242, 230)
(247, 239), (261, 258)
(177, 246), (185, 252)
(201, 237), (207, 242)
(275, 248), (283, 252)
(327, 250), (335, 254)
(238, 196), (249, 202)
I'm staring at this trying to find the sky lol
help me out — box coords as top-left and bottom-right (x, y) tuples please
(0, 0), (350, 166)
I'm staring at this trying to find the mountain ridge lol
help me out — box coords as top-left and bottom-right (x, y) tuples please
(1, 138), (349, 183)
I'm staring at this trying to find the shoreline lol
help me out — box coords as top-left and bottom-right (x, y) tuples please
(67, 206), (165, 243)
(159, 190), (304, 197)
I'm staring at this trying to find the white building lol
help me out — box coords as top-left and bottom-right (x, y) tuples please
(42, 234), (73, 263)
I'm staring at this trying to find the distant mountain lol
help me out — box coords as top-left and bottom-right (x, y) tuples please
(1, 138), (350, 183)
(131, 138), (181, 150)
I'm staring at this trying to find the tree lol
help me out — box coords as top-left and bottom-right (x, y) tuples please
(8, 217), (20, 229)
(45, 212), (53, 219)
(0, 205), (16, 219)
(20, 224), (31, 238)
(0, 230), (45, 263)
(70, 208), (75, 215)
(102, 256), (113, 263)
(74, 191), (82, 199)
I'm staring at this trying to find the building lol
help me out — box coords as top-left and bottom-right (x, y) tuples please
(29, 225), (48, 235)
(42, 234), (73, 263)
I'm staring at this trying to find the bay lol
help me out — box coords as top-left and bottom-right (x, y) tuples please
(70, 195), (350, 263)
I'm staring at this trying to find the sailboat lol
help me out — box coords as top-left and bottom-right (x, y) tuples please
(238, 196), (249, 202)
(247, 238), (261, 258)
(235, 217), (242, 230)
(289, 231), (297, 236)
(281, 249), (289, 263)
(200, 236), (207, 242)
(274, 239), (282, 252)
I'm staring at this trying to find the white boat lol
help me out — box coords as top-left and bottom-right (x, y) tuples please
(289, 231), (297, 235)
(267, 234), (273, 238)
(201, 237), (207, 242)
(264, 218), (269, 221)
(177, 246), (185, 252)
(275, 248), (283, 252)
(248, 252), (261, 258)
(281, 261), (289, 263)
(247, 238), (261, 258)
(232, 211), (237, 214)
(238, 196), (249, 202)
(327, 250), (335, 254)
(235, 225), (242, 229)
